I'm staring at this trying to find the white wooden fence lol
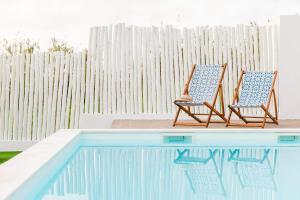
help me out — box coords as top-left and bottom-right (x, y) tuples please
(0, 24), (278, 141)
(0, 52), (87, 141)
(87, 23), (278, 115)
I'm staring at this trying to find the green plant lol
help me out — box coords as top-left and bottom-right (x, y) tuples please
(48, 38), (74, 53)
(0, 38), (40, 55)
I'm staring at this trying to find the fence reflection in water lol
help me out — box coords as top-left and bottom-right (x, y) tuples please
(40, 147), (278, 200)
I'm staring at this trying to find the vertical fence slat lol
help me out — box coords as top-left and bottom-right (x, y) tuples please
(98, 27), (107, 114)
(54, 52), (65, 131)
(12, 55), (20, 140)
(17, 55), (25, 140)
(168, 26), (175, 113)
(94, 27), (101, 114)
(227, 27), (234, 110)
(128, 27), (134, 114)
(164, 26), (171, 113)
(22, 54), (30, 140)
(70, 54), (77, 128)
(154, 27), (161, 114)
(74, 53), (82, 128)
(0, 56), (6, 139)
(99, 27), (105, 114)
(36, 53), (45, 140)
(174, 27), (181, 101)
(32, 53), (40, 140)
(41, 53), (49, 138)
(65, 54), (74, 128)
(121, 24), (127, 114)
(3, 57), (10, 140)
(133, 27), (139, 114)
(107, 25), (113, 114)
(79, 53), (86, 125)
(50, 52), (61, 133)
(26, 54), (35, 140)
(177, 29), (184, 95)
(142, 28), (148, 113)
(150, 27), (157, 114)
(60, 54), (70, 129)
(103, 27), (109, 114)
(160, 27), (167, 114)
(8, 55), (16, 140)
(111, 25), (117, 114)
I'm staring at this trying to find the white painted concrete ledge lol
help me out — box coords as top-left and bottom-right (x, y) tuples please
(0, 129), (80, 199)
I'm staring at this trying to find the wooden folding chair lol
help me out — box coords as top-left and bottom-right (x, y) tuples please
(173, 64), (227, 127)
(226, 70), (278, 128)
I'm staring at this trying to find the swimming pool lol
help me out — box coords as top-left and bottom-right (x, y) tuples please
(1, 129), (300, 200)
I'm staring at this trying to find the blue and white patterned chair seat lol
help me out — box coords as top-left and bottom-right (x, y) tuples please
(232, 72), (274, 108)
(176, 65), (222, 106)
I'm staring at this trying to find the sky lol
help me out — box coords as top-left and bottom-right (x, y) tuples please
(0, 0), (299, 50)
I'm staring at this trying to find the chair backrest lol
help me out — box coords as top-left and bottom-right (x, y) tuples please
(238, 72), (274, 107)
(189, 65), (222, 103)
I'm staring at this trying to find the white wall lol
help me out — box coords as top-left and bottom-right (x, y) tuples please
(279, 15), (300, 119)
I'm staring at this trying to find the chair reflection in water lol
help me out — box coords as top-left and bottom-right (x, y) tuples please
(174, 149), (226, 196)
(228, 148), (278, 191)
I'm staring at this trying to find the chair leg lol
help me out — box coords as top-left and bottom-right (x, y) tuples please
(203, 102), (227, 126)
(261, 109), (268, 128)
(219, 86), (225, 116)
(261, 105), (279, 125)
(206, 109), (214, 128)
(237, 108), (241, 115)
(226, 109), (233, 127)
(228, 105), (248, 124)
(273, 90), (278, 121)
(173, 107), (181, 127)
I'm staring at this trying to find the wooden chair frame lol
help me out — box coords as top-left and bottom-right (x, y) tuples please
(226, 70), (279, 128)
(173, 64), (228, 127)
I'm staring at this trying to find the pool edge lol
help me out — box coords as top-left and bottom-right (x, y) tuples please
(0, 129), (80, 200)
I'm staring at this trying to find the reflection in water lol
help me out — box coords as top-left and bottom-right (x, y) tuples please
(174, 149), (226, 196)
(228, 149), (277, 190)
(39, 147), (279, 200)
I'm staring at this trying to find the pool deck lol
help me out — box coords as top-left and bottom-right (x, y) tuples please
(112, 119), (300, 129)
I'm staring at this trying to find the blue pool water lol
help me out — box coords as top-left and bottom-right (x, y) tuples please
(9, 133), (300, 200)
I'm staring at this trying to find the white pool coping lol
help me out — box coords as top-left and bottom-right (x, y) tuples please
(1, 128), (300, 199)
(0, 129), (80, 199)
